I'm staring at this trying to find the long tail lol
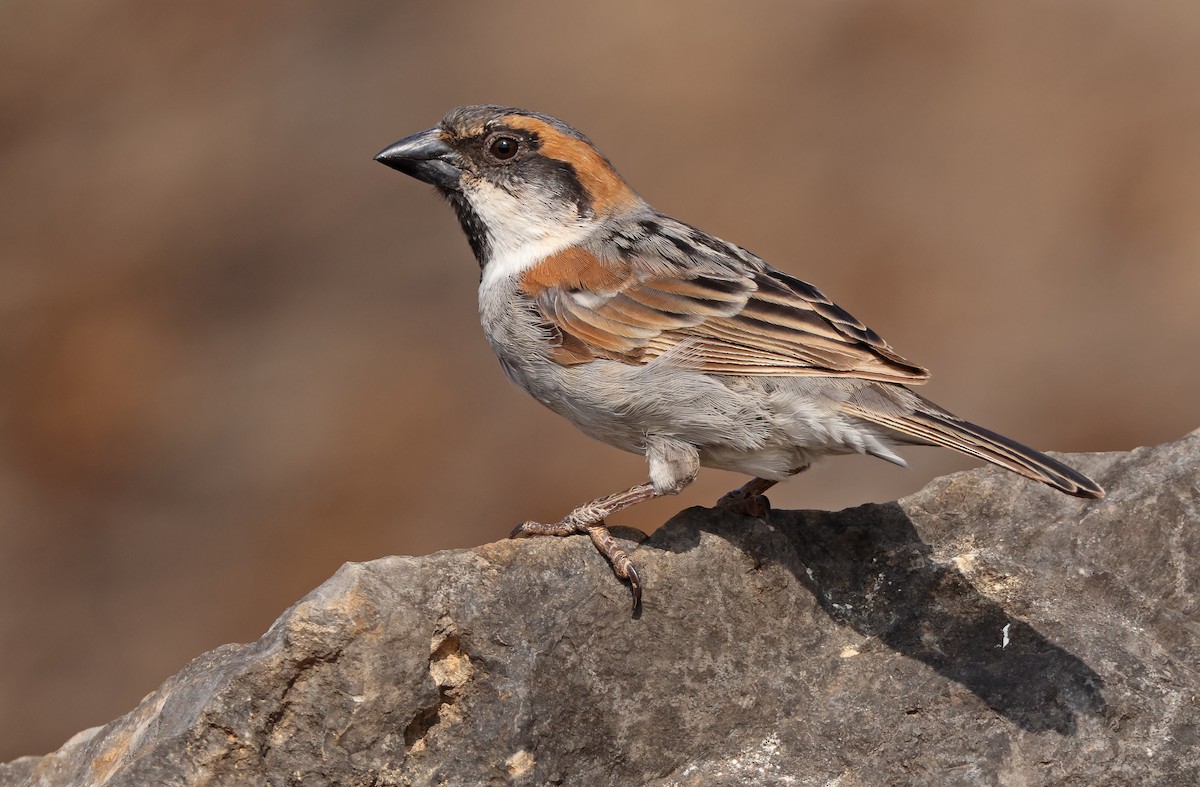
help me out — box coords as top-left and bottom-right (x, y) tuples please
(841, 397), (1105, 499)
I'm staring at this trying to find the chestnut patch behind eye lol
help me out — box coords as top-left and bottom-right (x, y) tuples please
(501, 115), (637, 216)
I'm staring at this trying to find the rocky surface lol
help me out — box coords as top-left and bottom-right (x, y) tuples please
(3, 432), (1198, 786)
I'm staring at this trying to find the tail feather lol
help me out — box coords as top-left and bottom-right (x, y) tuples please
(841, 401), (1105, 499)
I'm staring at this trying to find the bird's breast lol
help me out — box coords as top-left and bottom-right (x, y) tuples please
(478, 274), (556, 381)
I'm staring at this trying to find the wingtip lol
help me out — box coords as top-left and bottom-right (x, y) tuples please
(1070, 481), (1106, 500)
(1055, 461), (1105, 500)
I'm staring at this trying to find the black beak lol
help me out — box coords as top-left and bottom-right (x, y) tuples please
(374, 127), (461, 190)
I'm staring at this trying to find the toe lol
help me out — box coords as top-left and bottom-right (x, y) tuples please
(717, 495), (771, 519)
(510, 520), (581, 538)
(715, 491), (744, 508)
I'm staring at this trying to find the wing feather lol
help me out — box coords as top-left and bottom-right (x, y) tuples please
(521, 223), (930, 383)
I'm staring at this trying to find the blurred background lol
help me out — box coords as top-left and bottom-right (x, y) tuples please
(2, 0), (1198, 760)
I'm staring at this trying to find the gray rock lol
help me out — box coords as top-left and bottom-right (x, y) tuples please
(4, 431), (1198, 786)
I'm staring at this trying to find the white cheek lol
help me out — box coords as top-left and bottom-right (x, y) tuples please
(470, 180), (595, 289)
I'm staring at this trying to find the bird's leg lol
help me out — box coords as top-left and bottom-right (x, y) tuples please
(509, 482), (658, 538)
(511, 482), (658, 610)
(510, 436), (700, 612)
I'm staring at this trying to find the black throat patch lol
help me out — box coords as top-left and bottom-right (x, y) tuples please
(444, 191), (491, 268)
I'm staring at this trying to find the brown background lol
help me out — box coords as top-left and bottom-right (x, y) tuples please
(2, 0), (1198, 760)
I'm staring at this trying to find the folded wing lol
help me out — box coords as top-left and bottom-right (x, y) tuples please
(524, 238), (929, 384)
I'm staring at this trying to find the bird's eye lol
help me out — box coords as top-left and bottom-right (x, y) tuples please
(488, 135), (520, 161)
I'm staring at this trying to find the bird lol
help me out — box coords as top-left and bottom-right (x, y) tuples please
(375, 105), (1104, 610)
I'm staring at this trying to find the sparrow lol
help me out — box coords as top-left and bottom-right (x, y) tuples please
(375, 105), (1104, 610)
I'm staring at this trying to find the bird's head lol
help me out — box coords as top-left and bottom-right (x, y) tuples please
(376, 105), (641, 272)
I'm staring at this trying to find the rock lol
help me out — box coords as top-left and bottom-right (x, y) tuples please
(4, 431), (1198, 786)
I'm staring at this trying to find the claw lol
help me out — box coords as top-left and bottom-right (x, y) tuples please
(587, 525), (643, 613)
(626, 563), (642, 613)
(608, 545), (642, 612)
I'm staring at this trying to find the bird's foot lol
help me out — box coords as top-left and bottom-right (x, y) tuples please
(716, 477), (778, 519)
(509, 483), (657, 613)
(510, 517), (642, 612)
(716, 493), (772, 519)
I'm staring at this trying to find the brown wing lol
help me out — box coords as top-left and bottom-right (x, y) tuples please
(521, 244), (929, 384)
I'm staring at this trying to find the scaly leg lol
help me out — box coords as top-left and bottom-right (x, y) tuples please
(511, 482), (658, 610)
